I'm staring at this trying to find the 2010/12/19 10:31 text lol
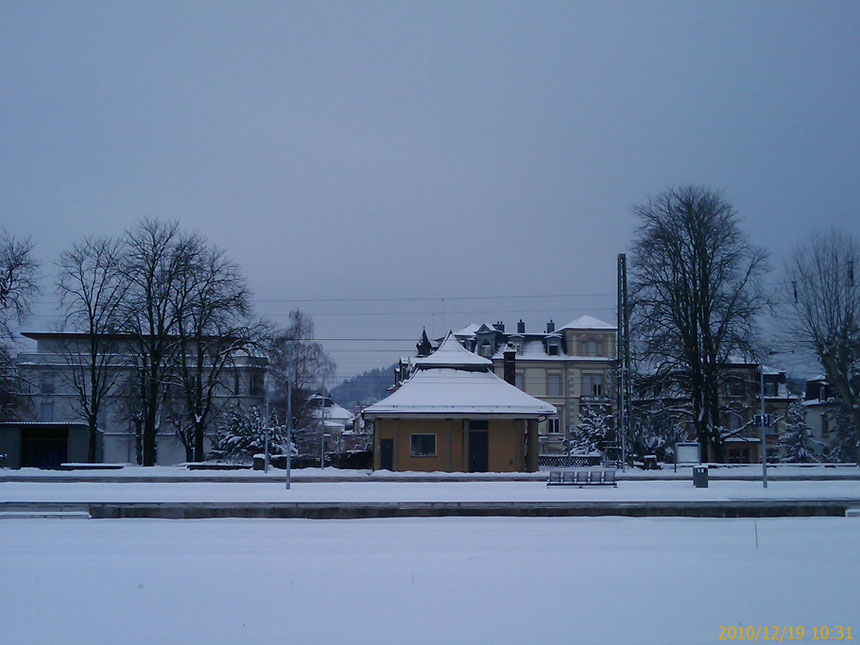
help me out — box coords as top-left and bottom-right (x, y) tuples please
(718, 626), (853, 641)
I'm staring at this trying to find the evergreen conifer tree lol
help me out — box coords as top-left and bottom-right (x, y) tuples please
(779, 401), (822, 463)
(572, 404), (612, 454)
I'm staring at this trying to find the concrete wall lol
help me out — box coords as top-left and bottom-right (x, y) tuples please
(67, 426), (90, 463)
(101, 431), (217, 465)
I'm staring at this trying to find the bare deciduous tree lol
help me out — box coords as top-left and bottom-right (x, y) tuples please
(784, 229), (859, 462)
(267, 310), (335, 444)
(121, 219), (187, 466)
(0, 230), (39, 341)
(56, 236), (129, 461)
(167, 239), (264, 461)
(630, 186), (769, 462)
(0, 231), (38, 419)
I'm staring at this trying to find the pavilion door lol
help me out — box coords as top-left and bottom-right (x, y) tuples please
(469, 431), (489, 472)
(380, 439), (394, 471)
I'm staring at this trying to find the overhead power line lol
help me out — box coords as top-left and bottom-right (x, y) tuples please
(28, 292), (616, 307)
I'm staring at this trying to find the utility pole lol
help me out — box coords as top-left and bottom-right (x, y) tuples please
(760, 366), (768, 489)
(320, 376), (326, 470)
(285, 341), (293, 490)
(264, 397), (270, 472)
(617, 253), (631, 471)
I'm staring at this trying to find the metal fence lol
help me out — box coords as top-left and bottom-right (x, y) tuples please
(538, 454), (602, 469)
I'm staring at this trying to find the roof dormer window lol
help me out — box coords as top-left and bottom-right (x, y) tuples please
(509, 334), (524, 355)
(546, 336), (560, 356)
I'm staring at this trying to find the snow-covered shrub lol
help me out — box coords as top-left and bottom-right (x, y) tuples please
(215, 406), (291, 460)
(629, 416), (687, 463)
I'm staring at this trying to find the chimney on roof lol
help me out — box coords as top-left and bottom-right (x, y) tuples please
(503, 343), (516, 386)
(493, 321), (505, 332)
(517, 319), (525, 334)
(546, 319), (555, 333)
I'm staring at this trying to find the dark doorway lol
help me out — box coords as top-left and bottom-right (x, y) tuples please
(21, 426), (68, 469)
(380, 439), (394, 470)
(469, 430), (489, 472)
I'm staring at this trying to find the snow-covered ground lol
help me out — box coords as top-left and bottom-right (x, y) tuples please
(4, 479), (860, 503)
(0, 516), (857, 644)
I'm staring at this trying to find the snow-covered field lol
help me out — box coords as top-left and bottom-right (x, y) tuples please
(0, 516), (857, 645)
(4, 479), (860, 503)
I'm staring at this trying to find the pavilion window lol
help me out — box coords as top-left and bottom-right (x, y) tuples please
(410, 433), (437, 457)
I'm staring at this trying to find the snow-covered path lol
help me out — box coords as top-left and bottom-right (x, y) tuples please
(0, 516), (857, 644)
(3, 479), (860, 503)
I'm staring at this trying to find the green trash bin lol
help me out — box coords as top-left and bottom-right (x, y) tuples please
(693, 466), (708, 488)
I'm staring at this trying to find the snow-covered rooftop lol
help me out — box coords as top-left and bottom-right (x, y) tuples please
(363, 368), (556, 418)
(452, 323), (483, 337)
(414, 331), (492, 368)
(307, 394), (355, 424)
(559, 315), (616, 330)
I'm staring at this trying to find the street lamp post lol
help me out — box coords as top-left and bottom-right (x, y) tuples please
(286, 371), (292, 490)
(285, 340), (294, 490)
(319, 380), (326, 470)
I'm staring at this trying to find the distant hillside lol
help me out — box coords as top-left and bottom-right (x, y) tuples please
(330, 363), (398, 412)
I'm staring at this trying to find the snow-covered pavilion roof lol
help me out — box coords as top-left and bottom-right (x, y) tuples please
(362, 368), (556, 418)
(559, 315), (616, 330)
(414, 331), (492, 368)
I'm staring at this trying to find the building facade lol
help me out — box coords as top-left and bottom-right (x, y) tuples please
(802, 377), (844, 460)
(634, 361), (797, 464)
(6, 331), (266, 467)
(441, 316), (617, 455)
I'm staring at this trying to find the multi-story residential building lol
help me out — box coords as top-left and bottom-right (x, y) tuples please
(415, 316), (617, 455)
(634, 360), (797, 463)
(304, 393), (357, 455)
(2, 331), (266, 468)
(802, 376), (844, 459)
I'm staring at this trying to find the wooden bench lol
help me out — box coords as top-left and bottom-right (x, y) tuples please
(547, 469), (617, 487)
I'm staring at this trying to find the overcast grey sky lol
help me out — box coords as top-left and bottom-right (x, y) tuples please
(2, 1), (858, 379)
